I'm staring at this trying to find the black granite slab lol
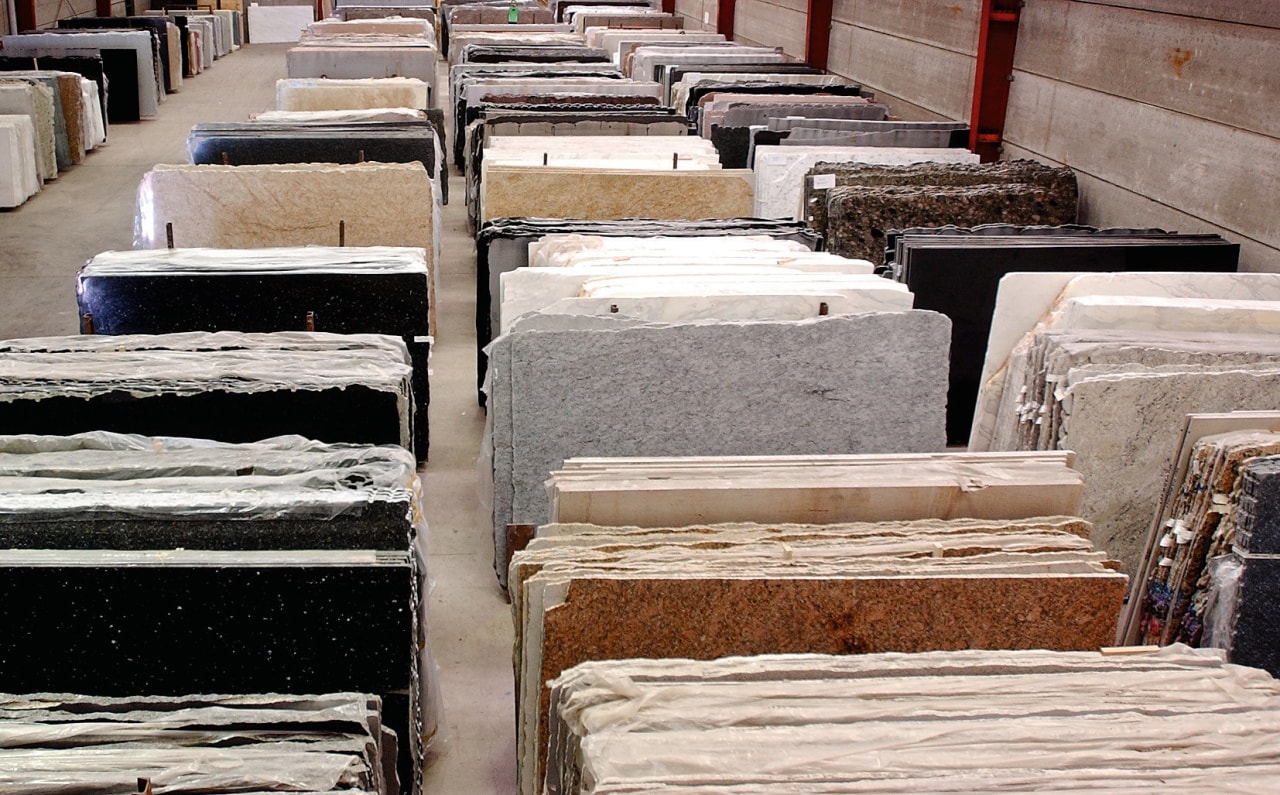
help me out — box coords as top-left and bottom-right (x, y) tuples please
(75, 272), (429, 458)
(0, 548), (418, 791)
(57, 17), (177, 94)
(473, 218), (825, 404)
(460, 45), (610, 64)
(898, 233), (1240, 445)
(0, 334), (415, 454)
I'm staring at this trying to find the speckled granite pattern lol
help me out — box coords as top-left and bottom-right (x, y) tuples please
(482, 166), (752, 222)
(489, 312), (952, 576)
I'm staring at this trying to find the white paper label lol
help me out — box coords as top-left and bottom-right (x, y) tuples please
(812, 174), (836, 189)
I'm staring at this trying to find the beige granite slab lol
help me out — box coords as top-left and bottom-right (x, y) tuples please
(482, 166), (753, 222)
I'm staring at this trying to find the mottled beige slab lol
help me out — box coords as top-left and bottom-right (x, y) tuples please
(275, 77), (428, 111)
(482, 166), (754, 222)
(135, 163), (437, 333)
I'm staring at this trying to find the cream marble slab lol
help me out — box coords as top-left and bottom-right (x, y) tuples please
(275, 76), (428, 111)
(628, 44), (783, 82)
(597, 30), (724, 64)
(0, 115), (39, 207)
(0, 82), (52, 182)
(80, 78), (106, 148)
(306, 17), (434, 37)
(247, 5), (315, 43)
(1059, 295), (1280, 334)
(753, 146), (981, 220)
(480, 166), (752, 223)
(532, 288), (911, 325)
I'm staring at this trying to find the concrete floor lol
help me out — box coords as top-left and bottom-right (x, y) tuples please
(0, 42), (517, 794)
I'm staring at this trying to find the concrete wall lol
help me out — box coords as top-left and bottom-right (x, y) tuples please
(726, 0), (1279, 271)
(1006, 0), (1280, 272)
(826, 0), (979, 121)
(733, 0), (806, 55)
(673, 0), (716, 32)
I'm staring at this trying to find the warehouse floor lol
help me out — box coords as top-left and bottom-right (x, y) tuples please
(0, 42), (516, 794)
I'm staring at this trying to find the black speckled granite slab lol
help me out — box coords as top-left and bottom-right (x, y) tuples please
(1227, 456), (1280, 678)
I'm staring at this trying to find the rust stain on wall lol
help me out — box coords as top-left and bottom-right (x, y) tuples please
(1170, 47), (1194, 79)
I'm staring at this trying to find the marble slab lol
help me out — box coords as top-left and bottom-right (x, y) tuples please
(247, 4), (315, 43)
(286, 46), (439, 103)
(481, 165), (752, 222)
(753, 146), (979, 220)
(488, 311), (952, 574)
(276, 75), (429, 111)
(594, 29), (723, 65)
(0, 81), (55, 182)
(56, 16), (181, 94)
(2, 75), (73, 171)
(0, 115), (39, 207)
(307, 17), (435, 37)
(3, 31), (158, 118)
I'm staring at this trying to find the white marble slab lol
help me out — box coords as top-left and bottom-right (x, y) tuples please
(752, 146), (982, 220)
(596, 30), (724, 64)
(285, 45), (438, 105)
(528, 234), (810, 266)
(247, 5), (315, 43)
(0, 83), (51, 182)
(628, 44), (782, 82)
(0, 115), (39, 207)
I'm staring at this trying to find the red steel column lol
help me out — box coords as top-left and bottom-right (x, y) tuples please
(96, 0), (113, 17)
(804, 0), (833, 70)
(717, 0), (735, 39)
(968, 0), (1022, 162)
(15, 0), (36, 31)
(662, 0), (675, 14)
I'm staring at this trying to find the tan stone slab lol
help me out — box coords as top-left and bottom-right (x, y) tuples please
(481, 166), (754, 223)
(135, 163), (437, 334)
(275, 77), (428, 111)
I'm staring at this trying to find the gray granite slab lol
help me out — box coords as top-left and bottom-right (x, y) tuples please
(488, 311), (951, 581)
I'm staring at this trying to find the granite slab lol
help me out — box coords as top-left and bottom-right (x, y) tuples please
(0, 331), (415, 451)
(133, 163), (437, 335)
(753, 146), (980, 220)
(1, 75), (71, 171)
(0, 115), (38, 206)
(56, 16), (180, 94)
(0, 81), (54, 182)
(276, 76), (429, 111)
(489, 312), (951, 574)
(286, 45), (438, 107)
(481, 165), (752, 222)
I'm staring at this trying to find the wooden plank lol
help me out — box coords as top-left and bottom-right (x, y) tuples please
(1017, 0), (1280, 139)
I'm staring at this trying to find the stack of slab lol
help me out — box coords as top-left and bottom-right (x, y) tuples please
(803, 159), (1081, 262)
(75, 247), (432, 457)
(57, 16), (184, 95)
(3, 31), (163, 121)
(0, 692), (398, 794)
(485, 245), (952, 576)
(1118, 412), (1280, 676)
(133, 161), (439, 325)
(277, 75), (431, 111)
(0, 54), (109, 137)
(474, 217), (822, 396)
(450, 31), (599, 68)
(0, 431), (437, 792)
(512, 511), (1127, 794)
(339, 0), (438, 25)
(888, 224), (1241, 445)
(972, 271), (1280, 579)
(0, 331), (414, 449)
(477, 134), (744, 224)
(541, 646), (1280, 795)
(597, 29), (723, 69)
(545, 450), (1086, 527)
(0, 113), (39, 206)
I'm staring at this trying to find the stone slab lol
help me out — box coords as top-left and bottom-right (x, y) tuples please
(277, 76), (429, 111)
(3, 31), (158, 118)
(247, 5), (314, 43)
(0, 115), (39, 207)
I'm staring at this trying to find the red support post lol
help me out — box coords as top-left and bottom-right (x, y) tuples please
(661, 0), (675, 14)
(968, 0), (1022, 162)
(717, 0), (735, 40)
(14, 0), (36, 31)
(804, 0), (832, 70)
(97, 0), (113, 17)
